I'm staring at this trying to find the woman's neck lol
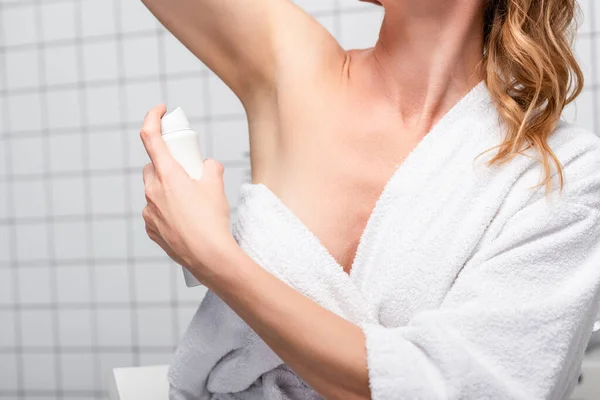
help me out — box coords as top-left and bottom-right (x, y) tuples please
(358, 1), (486, 134)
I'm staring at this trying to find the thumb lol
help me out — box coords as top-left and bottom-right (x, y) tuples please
(202, 158), (225, 182)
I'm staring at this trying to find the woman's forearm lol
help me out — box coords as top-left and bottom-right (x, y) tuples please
(201, 245), (371, 400)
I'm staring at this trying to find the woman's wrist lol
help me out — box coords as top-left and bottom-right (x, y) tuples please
(190, 233), (243, 286)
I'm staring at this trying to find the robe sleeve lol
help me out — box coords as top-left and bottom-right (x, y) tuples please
(361, 179), (600, 399)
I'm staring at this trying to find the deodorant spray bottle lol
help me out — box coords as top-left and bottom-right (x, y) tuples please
(160, 107), (203, 287)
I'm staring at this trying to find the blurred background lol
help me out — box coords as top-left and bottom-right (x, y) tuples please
(0, 0), (597, 399)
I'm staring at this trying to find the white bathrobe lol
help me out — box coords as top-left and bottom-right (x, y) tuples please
(168, 81), (600, 400)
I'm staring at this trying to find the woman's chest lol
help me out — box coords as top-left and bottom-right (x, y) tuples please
(250, 99), (426, 273)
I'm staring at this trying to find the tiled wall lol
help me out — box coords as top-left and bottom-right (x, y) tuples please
(0, 0), (596, 399)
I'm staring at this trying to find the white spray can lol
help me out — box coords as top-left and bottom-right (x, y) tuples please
(160, 107), (203, 288)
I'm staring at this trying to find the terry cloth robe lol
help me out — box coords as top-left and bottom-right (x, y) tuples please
(168, 81), (600, 400)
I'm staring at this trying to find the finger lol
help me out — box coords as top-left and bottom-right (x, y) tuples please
(143, 163), (156, 187)
(140, 104), (171, 170)
(142, 205), (154, 224)
(202, 158), (225, 182)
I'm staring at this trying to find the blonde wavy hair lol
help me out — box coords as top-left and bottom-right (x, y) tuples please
(365, 0), (584, 193)
(482, 0), (584, 194)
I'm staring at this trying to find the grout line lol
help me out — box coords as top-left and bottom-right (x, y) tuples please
(33, 0), (63, 395)
(72, 0), (102, 395)
(1, 112), (247, 139)
(0, 162), (249, 183)
(0, 205), (240, 226)
(113, 0), (142, 369)
(0, 301), (201, 311)
(0, 5), (380, 49)
(0, 1), (27, 396)
(588, 0), (598, 136)
(0, 389), (110, 398)
(0, 70), (209, 97)
(0, 345), (177, 354)
(0, 256), (172, 270)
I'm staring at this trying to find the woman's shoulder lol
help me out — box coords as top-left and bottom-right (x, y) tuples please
(545, 120), (600, 207)
(549, 120), (600, 157)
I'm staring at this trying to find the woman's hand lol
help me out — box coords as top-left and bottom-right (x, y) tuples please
(140, 104), (236, 283)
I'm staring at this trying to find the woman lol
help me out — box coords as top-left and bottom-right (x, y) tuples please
(139, 0), (600, 399)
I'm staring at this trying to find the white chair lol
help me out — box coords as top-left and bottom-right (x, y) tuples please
(109, 365), (170, 400)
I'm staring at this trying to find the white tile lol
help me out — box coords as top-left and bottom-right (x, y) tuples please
(120, 0), (158, 33)
(164, 34), (206, 75)
(56, 265), (92, 304)
(40, 1), (77, 42)
(94, 264), (130, 303)
(139, 352), (173, 366)
(0, 354), (19, 390)
(294, 0), (336, 13)
(137, 307), (173, 346)
(88, 129), (125, 170)
(90, 174), (127, 214)
(91, 219), (128, 259)
(2, 5), (37, 46)
(58, 309), (93, 347)
(96, 309), (132, 346)
(16, 223), (49, 261)
(0, 143), (6, 179)
(578, 0), (592, 34)
(339, 0), (376, 11)
(128, 128), (151, 168)
(53, 221), (88, 260)
(0, 97), (5, 135)
(0, 268), (14, 304)
(21, 309), (55, 346)
(17, 266), (52, 304)
(81, 0), (117, 37)
(224, 165), (251, 209)
(166, 77), (206, 119)
(128, 171), (147, 213)
(134, 262), (172, 303)
(46, 89), (82, 129)
(212, 119), (250, 162)
(339, 9), (383, 50)
(49, 133), (85, 173)
(12, 179), (47, 218)
(0, 181), (8, 220)
(176, 305), (201, 338)
(176, 273), (207, 303)
(22, 353), (57, 390)
(98, 352), (134, 384)
(45, 44), (79, 85)
(10, 136), (45, 175)
(52, 176), (86, 216)
(316, 15), (336, 37)
(563, 90), (595, 133)
(7, 92), (42, 132)
(575, 35), (593, 87)
(60, 353), (96, 390)
(208, 76), (244, 116)
(123, 35), (160, 78)
(0, 225), (12, 264)
(5, 48), (40, 90)
(132, 217), (165, 258)
(124, 79), (162, 124)
(595, 0), (600, 33)
(85, 85), (122, 126)
(83, 41), (119, 82)
(0, 311), (16, 347)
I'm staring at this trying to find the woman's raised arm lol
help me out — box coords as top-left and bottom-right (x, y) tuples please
(140, 0), (346, 107)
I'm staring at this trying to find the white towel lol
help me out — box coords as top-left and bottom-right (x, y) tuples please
(168, 82), (600, 399)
